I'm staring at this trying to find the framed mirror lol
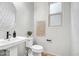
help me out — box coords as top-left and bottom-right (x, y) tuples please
(48, 2), (62, 27)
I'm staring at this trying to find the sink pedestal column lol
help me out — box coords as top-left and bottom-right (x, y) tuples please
(9, 46), (18, 56)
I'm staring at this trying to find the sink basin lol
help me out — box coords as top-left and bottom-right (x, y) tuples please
(0, 36), (26, 50)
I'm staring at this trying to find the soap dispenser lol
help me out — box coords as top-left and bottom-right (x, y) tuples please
(13, 30), (16, 38)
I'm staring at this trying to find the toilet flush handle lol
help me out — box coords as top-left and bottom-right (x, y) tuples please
(46, 39), (52, 42)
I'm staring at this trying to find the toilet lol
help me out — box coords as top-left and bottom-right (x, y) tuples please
(25, 37), (43, 56)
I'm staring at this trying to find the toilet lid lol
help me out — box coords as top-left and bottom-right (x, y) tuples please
(31, 45), (43, 53)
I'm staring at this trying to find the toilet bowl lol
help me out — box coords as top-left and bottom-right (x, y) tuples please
(31, 45), (43, 56)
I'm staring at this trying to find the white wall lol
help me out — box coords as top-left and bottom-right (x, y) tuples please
(71, 2), (79, 56)
(13, 2), (34, 56)
(34, 2), (71, 56)
(14, 2), (34, 37)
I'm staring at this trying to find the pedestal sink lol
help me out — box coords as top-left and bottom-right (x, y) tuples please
(0, 36), (26, 56)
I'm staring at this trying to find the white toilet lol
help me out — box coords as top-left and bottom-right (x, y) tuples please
(25, 38), (43, 56)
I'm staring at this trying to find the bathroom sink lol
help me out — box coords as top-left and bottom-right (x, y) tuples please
(0, 36), (26, 50)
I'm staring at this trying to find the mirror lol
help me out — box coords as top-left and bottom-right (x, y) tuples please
(0, 2), (16, 31)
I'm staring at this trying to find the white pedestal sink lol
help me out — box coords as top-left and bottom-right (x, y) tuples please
(0, 36), (26, 56)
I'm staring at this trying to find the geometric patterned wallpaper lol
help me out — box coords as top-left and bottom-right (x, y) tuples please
(0, 2), (16, 38)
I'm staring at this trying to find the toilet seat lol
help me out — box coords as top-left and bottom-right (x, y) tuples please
(31, 45), (43, 53)
(31, 45), (43, 56)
